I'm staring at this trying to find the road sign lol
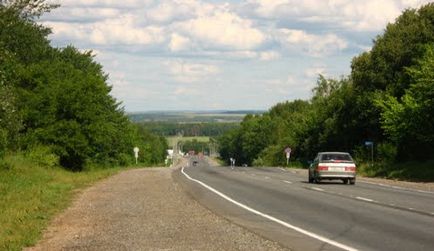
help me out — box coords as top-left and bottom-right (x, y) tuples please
(365, 141), (373, 146)
(133, 147), (139, 164)
(284, 147), (292, 165)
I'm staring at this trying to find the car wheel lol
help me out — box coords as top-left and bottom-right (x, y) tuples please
(343, 179), (349, 184)
(315, 177), (321, 184)
(349, 178), (356, 185)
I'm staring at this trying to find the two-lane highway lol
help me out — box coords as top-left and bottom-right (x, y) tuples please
(178, 157), (434, 251)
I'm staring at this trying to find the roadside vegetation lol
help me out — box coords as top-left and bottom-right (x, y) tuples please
(219, 4), (434, 181)
(0, 1), (167, 250)
(0, 153), (121, 250)
(138, 121), (239, 137)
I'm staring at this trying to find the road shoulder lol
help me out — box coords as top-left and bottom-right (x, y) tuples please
(25, 164), (287, 250)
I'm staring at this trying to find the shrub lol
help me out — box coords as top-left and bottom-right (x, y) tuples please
(0, 129), (7, 159)
(26, 145), (59, 168)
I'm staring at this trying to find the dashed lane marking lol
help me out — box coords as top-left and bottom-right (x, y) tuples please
(283, 180), (293, 184)
(311, 187), (325, 192)
(356, 197), (374, 202)
(182, 167), (358, 251)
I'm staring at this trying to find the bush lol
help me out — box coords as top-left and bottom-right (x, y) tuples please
(377, 142), (397, 164)
(0, 129), (6, 159)
(26, 145), (59, 168)
(117, 153), (133, 167)
(252, 157), (265, 167)
(0, 160), (13, 171)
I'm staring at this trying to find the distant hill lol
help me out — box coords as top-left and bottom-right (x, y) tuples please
(128, 110), (264, 123)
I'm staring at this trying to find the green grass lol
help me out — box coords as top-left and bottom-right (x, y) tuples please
(358, 160), (434, 181)
(0, 154), (121, 251)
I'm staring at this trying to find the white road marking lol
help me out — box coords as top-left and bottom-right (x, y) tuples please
(311, 187), (325, 192)
(181, 167), (358, 251)
(265, 176), (270, 179)
(279, 168), (286, 171)
(283, 180), (293, 184)
(356, 197), (374, 202)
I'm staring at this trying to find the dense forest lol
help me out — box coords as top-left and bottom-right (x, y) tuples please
(219, 4), (434, 179)
(138, 122), (239, 137)
(0, 1), (167, 170)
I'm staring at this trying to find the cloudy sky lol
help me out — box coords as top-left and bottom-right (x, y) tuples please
(41, 0), (431, 112)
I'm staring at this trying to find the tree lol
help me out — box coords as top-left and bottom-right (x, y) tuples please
(376, 45), (434, 160)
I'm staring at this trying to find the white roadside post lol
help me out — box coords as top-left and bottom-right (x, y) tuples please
(133, 147), (139, 165)
(284, 147), (292, 166)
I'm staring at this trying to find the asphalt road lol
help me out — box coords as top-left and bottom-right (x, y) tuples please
(178, 157), (434, 251)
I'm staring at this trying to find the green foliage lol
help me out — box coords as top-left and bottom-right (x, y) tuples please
(181, 139), (209, 154)
(139, 122), (239, 137)
(376, 44), (434, 160)
(0, 129), (6, 158)
(26, 145), (58, 168)
(219, 4), (434, 179)
(0, 152), (119, 251)
(0, 2), (167, 170)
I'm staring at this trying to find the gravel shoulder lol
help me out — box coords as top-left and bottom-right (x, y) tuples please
(25, 161), (287, 251)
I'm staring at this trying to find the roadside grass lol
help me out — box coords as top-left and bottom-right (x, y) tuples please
(358, 160), (434, 181)
(0, 153), (121, 251)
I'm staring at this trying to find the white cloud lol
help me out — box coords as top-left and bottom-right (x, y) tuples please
(259, 51), (280, 61)
(44, 15), (165, 46)
(177, 10), (266, 50)
(277, 29), (348, 57)
(304, 65), (327, 78)
(169, 33), (191, 52)
(165, 60), (220, 83)
(247, 0), (433, 32)
(145, 1), (194, 24)
(40, 0), (434, 111)
(51, 0), (148, 8)
(264, 76), (303, 96)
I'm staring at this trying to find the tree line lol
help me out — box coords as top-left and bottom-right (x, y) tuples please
(219, 4), (434, 173)
(137, 122), (239, 137)
(0, 1), (167, 170)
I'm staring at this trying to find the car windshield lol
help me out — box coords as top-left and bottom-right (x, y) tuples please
(320, 154), (353, 163)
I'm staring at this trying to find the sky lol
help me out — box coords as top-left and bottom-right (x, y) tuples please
(40, 0), (432, 112)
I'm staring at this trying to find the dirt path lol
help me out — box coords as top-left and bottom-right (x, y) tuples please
(26, 164), (287, 251)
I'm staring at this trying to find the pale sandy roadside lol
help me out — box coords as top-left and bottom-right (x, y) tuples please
(25, 161), (288, 251)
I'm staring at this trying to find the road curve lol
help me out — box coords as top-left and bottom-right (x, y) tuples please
(178, 157), (434, 251)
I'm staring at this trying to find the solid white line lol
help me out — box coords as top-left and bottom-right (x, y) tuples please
(283, 180), (293, 184)
(356, 197), (374, 202)
(181, 167), (358, 251)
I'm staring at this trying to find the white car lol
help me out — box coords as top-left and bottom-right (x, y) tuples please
(308, 152), (356, 185)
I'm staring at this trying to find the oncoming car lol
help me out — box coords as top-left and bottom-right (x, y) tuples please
(308, 152), (356, 185)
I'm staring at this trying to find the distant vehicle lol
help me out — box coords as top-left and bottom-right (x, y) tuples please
(308, 152), (356, 185)
(192, 160), (198, 166)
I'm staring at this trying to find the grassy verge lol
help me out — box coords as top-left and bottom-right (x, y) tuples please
(358, 160), (434, 181)
(0, 154), (121, 251)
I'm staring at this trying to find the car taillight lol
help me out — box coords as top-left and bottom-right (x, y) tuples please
(317, 165), (328, 171)
(345, 166), (356, 171)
